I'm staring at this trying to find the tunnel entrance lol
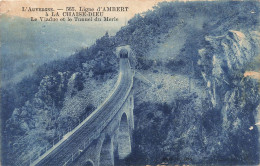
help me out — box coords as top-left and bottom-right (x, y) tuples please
(117, 113), (131, 159)
(119, 49), (128, 58)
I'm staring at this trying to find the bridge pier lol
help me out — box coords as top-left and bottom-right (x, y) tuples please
(117, 113), (131, 159)
(129, 93), (134, 142)
(99, 135), (114, 166)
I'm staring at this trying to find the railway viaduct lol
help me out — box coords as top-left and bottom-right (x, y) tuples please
(30, 48), (135, 166)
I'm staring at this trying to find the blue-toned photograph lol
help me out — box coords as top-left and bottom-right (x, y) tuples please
(0, 0), (259, 165)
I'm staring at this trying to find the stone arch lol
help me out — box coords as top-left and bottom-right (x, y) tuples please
(99, 135), (114, 166)
(84, 160), (94, 166)
(117, 112), (131, 159)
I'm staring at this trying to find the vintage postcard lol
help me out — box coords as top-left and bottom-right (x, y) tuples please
(0, 0), (259, 165)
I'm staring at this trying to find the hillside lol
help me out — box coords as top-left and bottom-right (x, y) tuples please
(122, 1), (260, 165)
(0, 15), (122, 87)
(2, 1), (260, 165)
